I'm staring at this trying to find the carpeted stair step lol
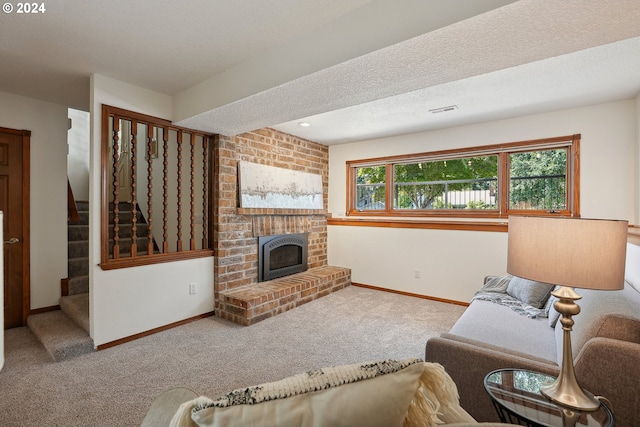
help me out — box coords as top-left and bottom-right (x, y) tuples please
(68, 256), (89, 278)
(68, 224), (89, 241)
(76, 200), (89, 211)
(68, 275), (89, 295)
(27, 310), (94, 362)
(75, 201), (89, 225)
(68, 240), (89, 258)
(60, 293), (90, 333)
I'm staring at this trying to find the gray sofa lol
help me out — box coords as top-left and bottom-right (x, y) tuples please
(426, 239), (640, 427)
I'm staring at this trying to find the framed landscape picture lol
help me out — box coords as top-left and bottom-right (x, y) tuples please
(238, 161), (323, 209)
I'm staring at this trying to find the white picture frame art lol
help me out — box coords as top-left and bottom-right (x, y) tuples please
(238, 161), (323, 209)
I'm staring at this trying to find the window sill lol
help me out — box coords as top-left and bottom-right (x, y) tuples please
(327, 217), (508, 232)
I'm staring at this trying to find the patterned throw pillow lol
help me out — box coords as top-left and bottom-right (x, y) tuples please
(170, 359), (475, 427)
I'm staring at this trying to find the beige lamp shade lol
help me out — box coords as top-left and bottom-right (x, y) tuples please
(507, 216), (627, 291)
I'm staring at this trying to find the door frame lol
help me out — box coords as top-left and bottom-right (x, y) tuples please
(1, 126), (30, 326)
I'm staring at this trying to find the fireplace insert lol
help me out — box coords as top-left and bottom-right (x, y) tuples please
(258, 233), (308, 282)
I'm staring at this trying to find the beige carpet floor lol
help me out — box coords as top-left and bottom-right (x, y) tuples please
(0, 285), (466, 427)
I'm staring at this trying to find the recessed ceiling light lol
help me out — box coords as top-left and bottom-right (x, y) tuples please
(298, 122), (311, 127)
(429, 105), (458, 114)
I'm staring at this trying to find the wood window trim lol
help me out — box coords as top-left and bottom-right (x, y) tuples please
(327, 216), (509, 232)
(100, 104), (215, 270)
(345, 134), (580, 222)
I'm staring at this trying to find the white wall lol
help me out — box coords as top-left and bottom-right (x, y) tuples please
(90, 74), (214, 346)
(0, 91), (68, 310)
(68, 108), (90, 201)
(328, 100), (638, 302)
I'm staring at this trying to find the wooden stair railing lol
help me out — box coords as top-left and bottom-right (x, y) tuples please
(101, 104), (215, 270)
(68, 179), (80, 224)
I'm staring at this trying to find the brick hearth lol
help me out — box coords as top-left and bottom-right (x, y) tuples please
(213, 128), (346, 326)
(217, 266), (351, 326)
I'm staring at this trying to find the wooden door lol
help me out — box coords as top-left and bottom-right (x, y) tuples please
(0, 127), (30, 329)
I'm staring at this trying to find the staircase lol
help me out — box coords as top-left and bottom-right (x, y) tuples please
(27, 201), (94, 362)
(27, 201), (158, 361)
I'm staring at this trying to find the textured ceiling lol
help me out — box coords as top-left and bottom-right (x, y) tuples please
(0, 0), (371, 109)
(272, 36), (640, 144)
(1, 0), (640, 145)
(179, 0), (640, 143)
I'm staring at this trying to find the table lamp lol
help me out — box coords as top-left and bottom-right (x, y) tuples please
(507, 216), (627, 411)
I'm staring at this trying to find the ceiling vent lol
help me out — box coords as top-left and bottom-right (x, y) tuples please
(429, 105), (458, 114)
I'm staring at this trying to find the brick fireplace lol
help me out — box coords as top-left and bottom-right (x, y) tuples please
(213, 128), (348, 324)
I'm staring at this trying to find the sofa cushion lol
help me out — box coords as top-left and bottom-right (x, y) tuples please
(449, 300), (558, 364)
(625, 241), (640, 292)
(506, 276), (554, 308)
(169, 359), (476, 427)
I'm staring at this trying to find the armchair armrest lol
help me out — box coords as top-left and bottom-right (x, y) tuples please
(141, 387), (197, 427)
(425, 335), (558, 423)
(575, 337), (640, 427)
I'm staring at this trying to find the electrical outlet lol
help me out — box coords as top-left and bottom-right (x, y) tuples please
(414, 269), (421, 279)
(189, 283), (197, 295)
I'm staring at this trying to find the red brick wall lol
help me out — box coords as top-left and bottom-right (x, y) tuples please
(213, 128), (329, 308)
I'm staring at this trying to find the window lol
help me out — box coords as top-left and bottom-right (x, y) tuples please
(509, 149), (567, 211)
(346, 135), (579, 218)
(355, 165), (386, 211)
(393, 155), (498, 210)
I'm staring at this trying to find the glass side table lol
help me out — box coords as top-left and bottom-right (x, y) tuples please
(484, 369), (614, 427)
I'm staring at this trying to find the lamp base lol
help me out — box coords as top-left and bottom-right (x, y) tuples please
(541, 377), (600, 411)
(544, 286), (601, 412)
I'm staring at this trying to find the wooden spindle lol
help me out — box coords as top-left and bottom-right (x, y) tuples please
(130, 120), (138, 257)
(202, 136), (208, 248)
(146, 126), (154, 255)
(162, 127), (169, 254)
(189, 133), (196, 250)
(176, 132), (183, 252)
(111, 116), (121, 259)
